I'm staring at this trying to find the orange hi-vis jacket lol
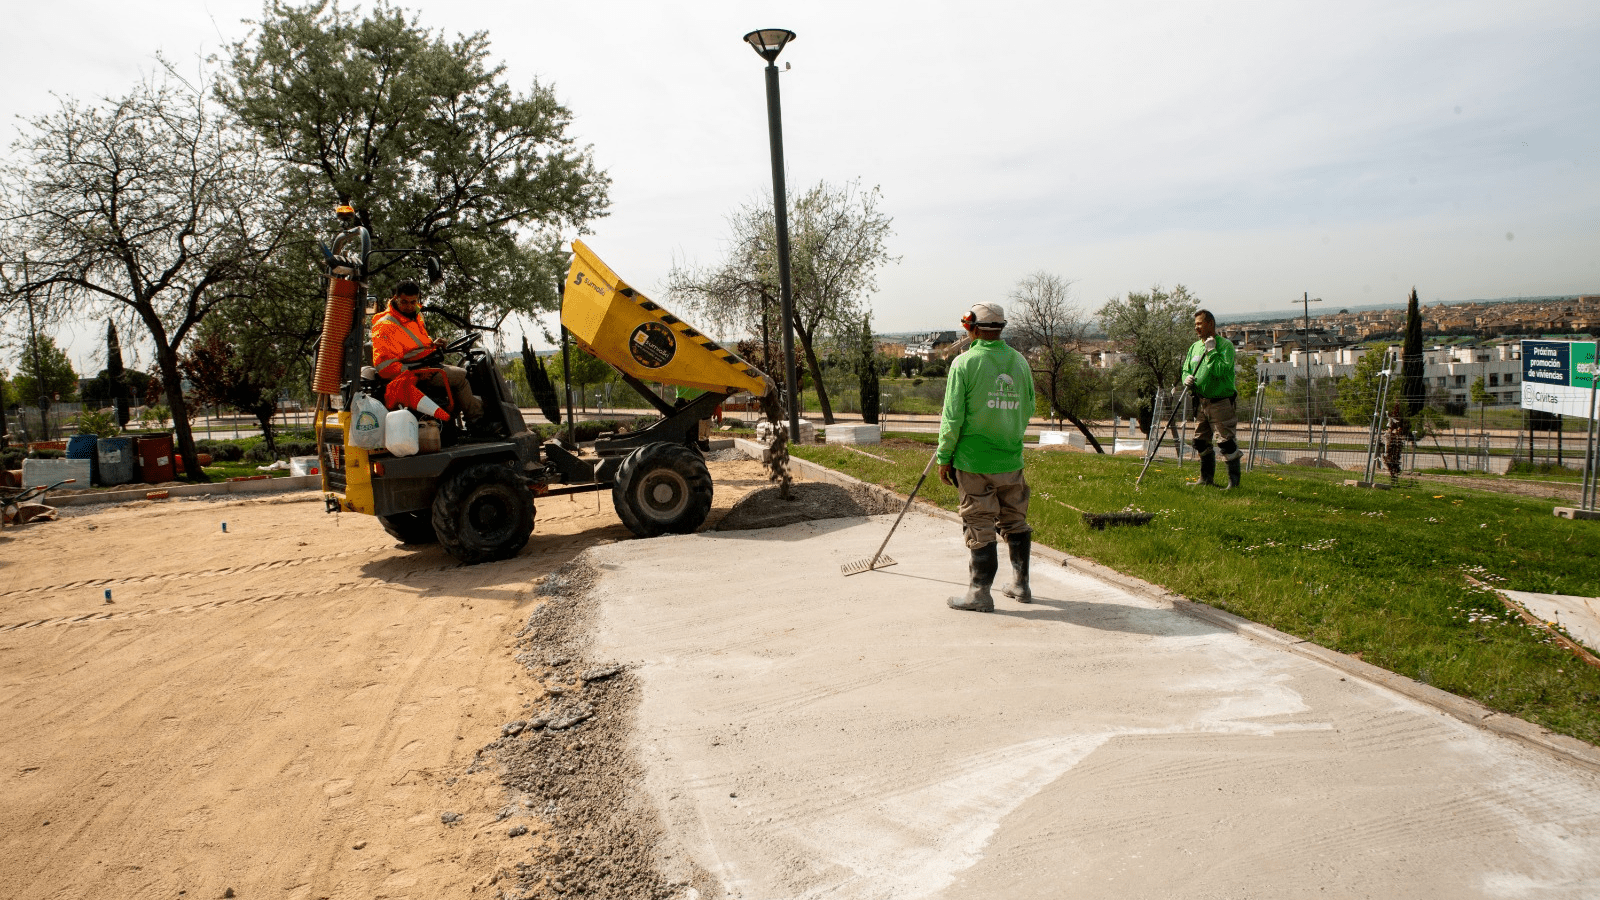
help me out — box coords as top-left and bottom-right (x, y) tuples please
(371, 304), (435, 380)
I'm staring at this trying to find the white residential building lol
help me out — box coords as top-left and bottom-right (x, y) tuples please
(1254, 343), (1524, 406)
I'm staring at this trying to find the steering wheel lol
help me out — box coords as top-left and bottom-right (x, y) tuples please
(440, 332), (480, 355)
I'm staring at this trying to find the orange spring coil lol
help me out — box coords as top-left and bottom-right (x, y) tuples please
(313, 277), (359, 395)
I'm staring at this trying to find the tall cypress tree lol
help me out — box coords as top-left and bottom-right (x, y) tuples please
(106, 320), (129, 428)
(1401, 288), (1425, 418)
(858, 312), (881, 425)
(521, 336), (562, 425)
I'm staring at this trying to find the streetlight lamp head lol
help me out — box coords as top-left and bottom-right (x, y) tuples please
(744, 29), (796, 63)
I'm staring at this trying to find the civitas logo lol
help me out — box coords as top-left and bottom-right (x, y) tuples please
(987, 373), (1021, 409)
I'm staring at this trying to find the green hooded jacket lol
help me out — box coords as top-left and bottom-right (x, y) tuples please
(936, 338), (1035, 473)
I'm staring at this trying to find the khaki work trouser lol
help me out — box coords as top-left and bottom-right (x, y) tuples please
(955, 469), (1031, 549)
(418, 366), (483, 419)
(1194, 396), (1238, 449)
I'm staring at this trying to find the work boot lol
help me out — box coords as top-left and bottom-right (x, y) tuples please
(1223, 456), (1242, 490)
(1189, 454), (1216, 487)
(948, 542), (998, 612)
(1001, 532), (1032, 603)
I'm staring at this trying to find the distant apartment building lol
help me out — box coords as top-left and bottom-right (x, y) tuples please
(907, 330), (961, 360)
(1254, 342), (1524, 406)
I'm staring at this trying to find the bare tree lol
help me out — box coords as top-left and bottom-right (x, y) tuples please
(1009, 272), (1103, 452)
(1, 71), (299, 481)
(667, 208), (781, 377)
(668, 180), (897, 423)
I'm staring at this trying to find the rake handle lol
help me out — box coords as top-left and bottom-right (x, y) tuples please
(1136, 379), (1198, 486)
(864, 447), (940, 572)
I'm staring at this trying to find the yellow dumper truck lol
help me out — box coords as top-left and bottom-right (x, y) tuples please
(314, 232), (788, 564)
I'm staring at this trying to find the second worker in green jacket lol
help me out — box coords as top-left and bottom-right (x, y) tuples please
(1180, 308), (1241, 489)
(936, 302), (1037, 612)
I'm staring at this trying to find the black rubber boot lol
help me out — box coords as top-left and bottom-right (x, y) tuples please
(1223, 456), (1242, 490)
(948, 543), (998, 612)
(1001, 532), (1032, 603)
(1190, 453), (1216, 487)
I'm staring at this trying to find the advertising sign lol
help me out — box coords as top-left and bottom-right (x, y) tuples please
(1522, 340), (1599, 419)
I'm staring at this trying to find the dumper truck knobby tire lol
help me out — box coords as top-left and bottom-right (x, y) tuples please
(431, 462), (535, 564)
(612, 442), (713, 537)
(379, 511), (438, 545)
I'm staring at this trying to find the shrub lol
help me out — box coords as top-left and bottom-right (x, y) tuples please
(2, 447), (24, 469)
(1506, 460), (1580, 477)
(245, 445), (275, 463)
(74, 409), (121, 438)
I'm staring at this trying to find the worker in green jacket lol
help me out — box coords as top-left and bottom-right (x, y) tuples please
(1180, 308), (1240, 489)
(936, 302), (1037, 612)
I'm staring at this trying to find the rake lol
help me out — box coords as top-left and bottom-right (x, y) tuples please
(841, 447), (938, 576)
(1053, 499), (1155, 530)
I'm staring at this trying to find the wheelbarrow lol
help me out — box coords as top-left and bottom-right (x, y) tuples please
(1, 478), (75, 527)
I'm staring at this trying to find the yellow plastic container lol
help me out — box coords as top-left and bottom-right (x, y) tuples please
(562, 240), (774, 398)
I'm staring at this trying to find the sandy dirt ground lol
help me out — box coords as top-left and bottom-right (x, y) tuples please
(0, 459), (775, 900)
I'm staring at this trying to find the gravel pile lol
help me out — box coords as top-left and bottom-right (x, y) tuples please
(475, 558), (707, 900)
(714, 481), (903, 531)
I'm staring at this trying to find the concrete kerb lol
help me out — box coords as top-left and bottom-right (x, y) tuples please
(733, 437), (1600, 772)
(42, 474), (321, 508)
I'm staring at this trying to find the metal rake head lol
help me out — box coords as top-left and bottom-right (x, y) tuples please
(840, 555), (897, 576)
(1082, 511), (1155, 531)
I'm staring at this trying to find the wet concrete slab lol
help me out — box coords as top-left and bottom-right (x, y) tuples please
(588, 512), (1600, 899)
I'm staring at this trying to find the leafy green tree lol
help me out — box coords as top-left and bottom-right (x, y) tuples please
(1097, 284), (1199, 433)
(559, 346), (614, 412)
(1401, 287), (1426, 417)
(10, 333), (78, 406)
(1470, 375), (1493, 431)
(181, 326), (292, 455)
(1334, 346), (1392, 426)
(220, 0), (610, 325)
(82, 368), (154, 407)
(1236, 352), (1260, 402)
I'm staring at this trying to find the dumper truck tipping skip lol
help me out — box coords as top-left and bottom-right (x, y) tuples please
(314, 231), (792, 564)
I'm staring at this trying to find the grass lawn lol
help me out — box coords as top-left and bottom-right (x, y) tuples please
(789, 436), (1600, 747)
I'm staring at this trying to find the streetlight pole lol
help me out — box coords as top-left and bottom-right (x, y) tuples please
(744, 28), (801, 443)
(1297, 292), (1322, 445)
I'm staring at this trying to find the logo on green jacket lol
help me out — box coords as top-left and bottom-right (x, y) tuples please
(986, 373), (1021, 410)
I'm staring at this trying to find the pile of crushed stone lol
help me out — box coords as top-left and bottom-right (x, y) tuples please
(714, 481), (903, 531)
(702, 447), (751, 463)
(471, 558), (703, 900)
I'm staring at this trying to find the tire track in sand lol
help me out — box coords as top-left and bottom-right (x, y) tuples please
(0, 545), (394, 600)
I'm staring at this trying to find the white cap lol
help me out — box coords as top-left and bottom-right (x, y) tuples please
(969, 302), (1006, 327)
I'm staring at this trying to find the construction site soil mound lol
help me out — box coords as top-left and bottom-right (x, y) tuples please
(713, 481), (903, 531)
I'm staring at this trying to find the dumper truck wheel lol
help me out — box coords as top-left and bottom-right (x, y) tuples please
(432, 462), (535, 564)
(379, 511), (438, 545)
(612, 442), (713, 538)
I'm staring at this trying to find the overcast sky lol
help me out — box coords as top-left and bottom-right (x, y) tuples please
(4, 0), (1598, 368)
